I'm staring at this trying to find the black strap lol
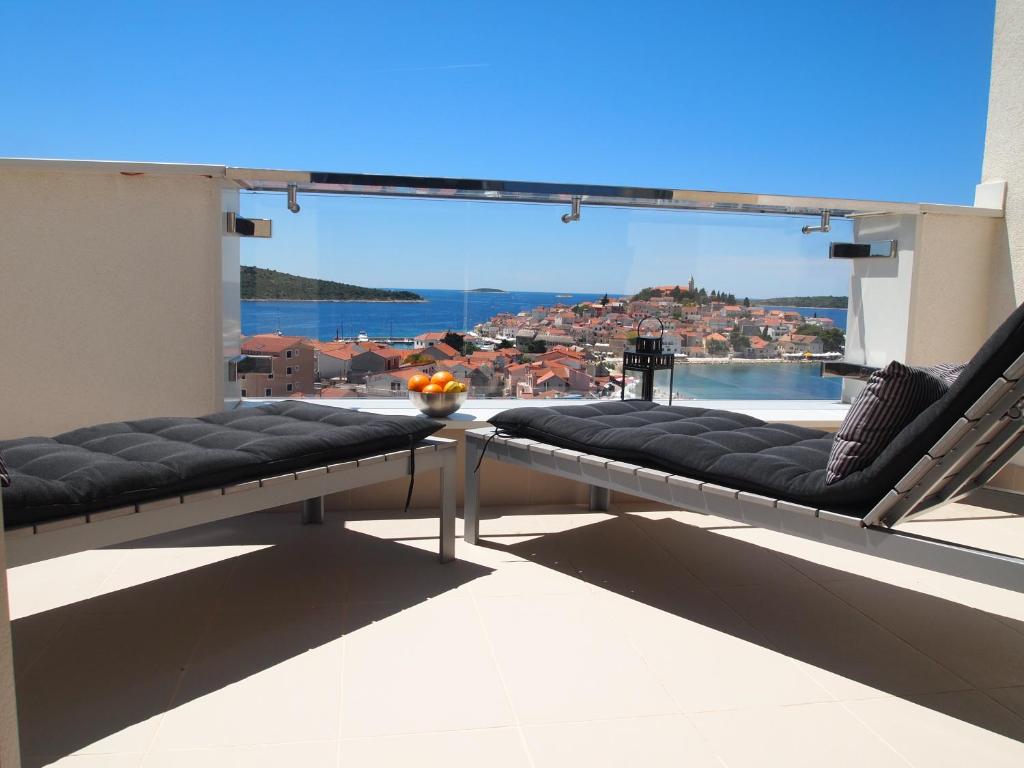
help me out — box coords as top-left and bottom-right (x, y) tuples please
(403, 436), (416, 514)
(473, 428), (515, 474)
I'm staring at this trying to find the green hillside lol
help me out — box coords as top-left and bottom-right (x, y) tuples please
(752, 296), (848, 309)
(241, 266), (423, 302)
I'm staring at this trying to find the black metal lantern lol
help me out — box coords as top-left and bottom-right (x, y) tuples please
(622, 316), (675, 404)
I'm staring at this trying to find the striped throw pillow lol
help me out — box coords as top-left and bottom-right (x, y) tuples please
(826, 361), (952, 484)
(923, 361), (968, 387)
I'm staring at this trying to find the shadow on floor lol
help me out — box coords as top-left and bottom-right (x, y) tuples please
(11, 514), (492, 764)
(482, 512), (1024, 742)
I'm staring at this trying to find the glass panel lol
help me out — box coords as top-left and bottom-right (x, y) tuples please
(239, 192), (853, 402)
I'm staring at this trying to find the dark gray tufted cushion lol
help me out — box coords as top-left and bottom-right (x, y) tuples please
(490, 400), (840, 509)
(0, 402), (442, 528)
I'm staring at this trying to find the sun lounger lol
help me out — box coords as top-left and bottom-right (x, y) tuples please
(1, 402), (457, 565)
(465, 304), (1024, 592)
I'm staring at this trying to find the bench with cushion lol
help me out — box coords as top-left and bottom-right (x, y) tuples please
(1, 401), (457, 565)
(465, 302), (1024, 592)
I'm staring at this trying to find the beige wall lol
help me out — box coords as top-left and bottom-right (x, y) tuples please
(982, 0), (1024, 323)
(0, 506), (19, 768)
(908, 211), (1003, 364)
(0, 164), (232, 438)
(980, 0), (1024, 481)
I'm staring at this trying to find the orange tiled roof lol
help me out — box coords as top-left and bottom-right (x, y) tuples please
(437, 359), (480, 371)
(430, 342), (461, 357)
(319, 388), (360, 398)
(316, 342), (357, 361)
(374, 367), (433, 381)
(241, 335), (308, 354)
(358, 346), (405, 359)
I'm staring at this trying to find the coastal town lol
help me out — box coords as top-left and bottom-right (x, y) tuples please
(238, 278), (845, 400)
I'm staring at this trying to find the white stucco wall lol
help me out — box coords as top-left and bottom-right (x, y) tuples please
(846, 215), (918, 370)
(982, 0), (1024, 323)
(0, 162), (236, 438)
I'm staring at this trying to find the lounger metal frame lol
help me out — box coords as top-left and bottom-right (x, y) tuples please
(465, 350), (1024, 592)
(4, 438), (458, 567)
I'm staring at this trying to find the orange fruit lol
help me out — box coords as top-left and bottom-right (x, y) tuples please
(421, 383), (444, 394)
(407, 373), (431, 392)
(431, 371), (455, 387)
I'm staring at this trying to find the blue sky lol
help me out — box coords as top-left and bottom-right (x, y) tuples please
(1, 1), (995, 295)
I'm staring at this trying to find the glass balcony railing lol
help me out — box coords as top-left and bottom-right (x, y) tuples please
(236, 184), (855, 403)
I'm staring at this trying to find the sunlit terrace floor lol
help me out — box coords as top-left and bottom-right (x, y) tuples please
(8, 499), (1024, 767)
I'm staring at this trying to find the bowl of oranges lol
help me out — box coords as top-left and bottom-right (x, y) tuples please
(407, 371), (468, 417)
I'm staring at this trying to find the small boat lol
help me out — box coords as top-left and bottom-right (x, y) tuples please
(356, 330), (369, 342)
(556, 294), (572, 298)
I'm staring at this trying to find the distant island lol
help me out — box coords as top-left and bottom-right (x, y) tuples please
(627, 286), (848, 311)
(752, 296), (848, 309)
(241, 266), (424, 302)
(469, 288), (506, 293)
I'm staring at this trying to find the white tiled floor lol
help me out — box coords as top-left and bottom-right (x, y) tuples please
(7, 500), (1024, 767)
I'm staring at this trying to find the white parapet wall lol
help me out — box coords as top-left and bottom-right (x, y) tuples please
(0, 160), (240, 438)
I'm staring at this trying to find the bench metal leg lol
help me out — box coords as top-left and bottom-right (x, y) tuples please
(589, 485), (610, 512)
(464, 438), (481, 545)
(301, 496), (324, 524)
(439, 448), (457, 562)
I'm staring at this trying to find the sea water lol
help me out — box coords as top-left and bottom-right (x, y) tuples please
(241, 289), (607, 341)
(665, 362), (841, 401)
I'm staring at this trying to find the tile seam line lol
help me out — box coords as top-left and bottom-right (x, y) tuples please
(993, 612), (1024, 640)
(466, 586), (538, 768)
(614, 518), (839, 708)
(60, 736), (341, 758)
(837, 700), (919, 768)
(974, 688), (1024, 730)
(622, 510), (961, 704)
(150, 737), (342, 749)
(337, 723), (533, 741)
(571, 512), (704, 715)
(619, 507), (791, 648)
(646, 516), (983, 698)
(335, 599), (349, 768)
(137, 552), (243, 762)
(675, 710), (740, 768)
(9, 606), (78, 682)
(815, 578), (982, 694)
